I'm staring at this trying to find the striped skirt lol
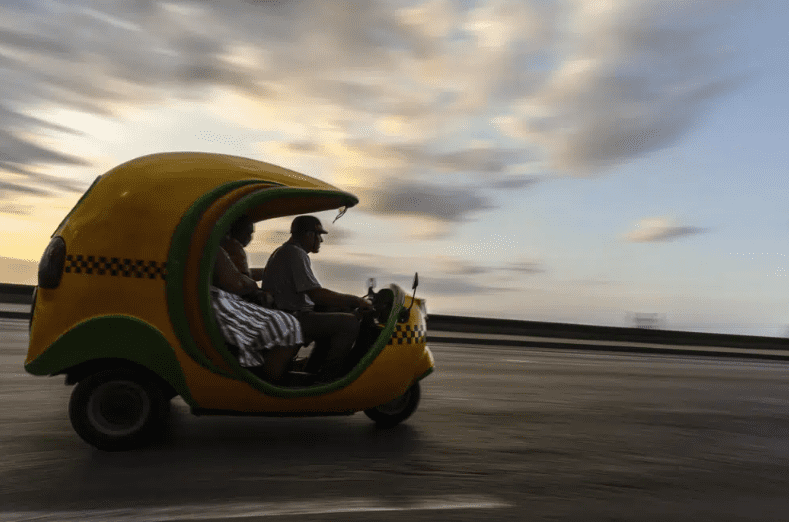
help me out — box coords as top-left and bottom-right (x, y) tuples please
(210, 286), (304, 367)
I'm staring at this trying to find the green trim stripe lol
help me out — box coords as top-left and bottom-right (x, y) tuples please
(166, 180), (272, 376)
(416, 366), (434, 382)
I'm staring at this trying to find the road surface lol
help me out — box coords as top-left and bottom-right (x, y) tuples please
(2, 317), (789, 521)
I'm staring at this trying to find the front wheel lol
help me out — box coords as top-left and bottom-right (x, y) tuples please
(364, 382), (420, 428)
(68, 368), (169, 451)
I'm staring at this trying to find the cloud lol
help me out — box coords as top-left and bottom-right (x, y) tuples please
(499, 259), (544, 273)
(623, 217), (709, 243)
(274, 138), (530, 176)
(310, 258), (511, 297)
(246, 247), (522, 297)
(486, 175), (541, 191)
(495, 0), (749, 173)
(438, 257), (492, 276)
(353, 179), (494, 224)
(418, 276), (515, 296)
(429, 256), (544, 276)
(0, 1), (271, 179)
(0, 122), (88, 195)
(248, 225), (353, 250)
(0, 1), (546, 192)
(0, 179), (50, 198)
(0, 203), (34, 215)
(0, 0), (750, 215)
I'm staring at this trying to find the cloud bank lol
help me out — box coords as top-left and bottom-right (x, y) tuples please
(0, 0), (748, 222)
(623, 217), (709, 243)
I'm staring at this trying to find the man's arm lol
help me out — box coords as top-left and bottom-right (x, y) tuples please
(305, 287), (372, 311)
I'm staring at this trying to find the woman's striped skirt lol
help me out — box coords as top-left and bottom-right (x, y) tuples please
(210, 286), (304, 367)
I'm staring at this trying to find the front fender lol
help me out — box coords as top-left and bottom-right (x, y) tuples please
(24, 315), (194, 405)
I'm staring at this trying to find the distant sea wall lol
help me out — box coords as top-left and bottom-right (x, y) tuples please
(0, 283), (35, 304)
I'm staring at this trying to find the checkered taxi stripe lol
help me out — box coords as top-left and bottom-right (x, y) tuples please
(64, 255), (167, 280)
(388, 323), (426, 345)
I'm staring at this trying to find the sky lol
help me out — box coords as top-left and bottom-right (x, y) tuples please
(0, 0), (787, 336)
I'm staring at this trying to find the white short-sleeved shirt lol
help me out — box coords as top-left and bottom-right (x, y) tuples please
(262, 242), (321, 312)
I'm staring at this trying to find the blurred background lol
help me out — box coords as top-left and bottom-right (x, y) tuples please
(0, 0), (786, 335)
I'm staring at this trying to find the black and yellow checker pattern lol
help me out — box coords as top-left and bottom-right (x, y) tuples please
(388, 324), (426, 345)
(64, 255), (167, 280)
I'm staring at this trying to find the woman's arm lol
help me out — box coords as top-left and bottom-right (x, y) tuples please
(221, 237), (250, 276)
(214, 247), (259, 296)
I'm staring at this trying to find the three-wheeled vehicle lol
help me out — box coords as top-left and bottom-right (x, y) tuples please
(24, 152), (434, 450)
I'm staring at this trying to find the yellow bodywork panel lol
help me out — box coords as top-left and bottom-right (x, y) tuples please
(53, 151), (340, 248)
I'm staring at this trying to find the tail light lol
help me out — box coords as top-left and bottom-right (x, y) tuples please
(29, 286), (37, 331)
(38, 236), (66, 289)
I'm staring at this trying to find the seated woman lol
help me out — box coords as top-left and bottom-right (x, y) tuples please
(211, 216), (303, 384)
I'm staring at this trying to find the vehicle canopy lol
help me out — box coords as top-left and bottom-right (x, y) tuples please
(24, 152), (434, 412)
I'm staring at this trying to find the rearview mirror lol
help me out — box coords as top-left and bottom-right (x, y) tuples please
(412, 272), (418, 290)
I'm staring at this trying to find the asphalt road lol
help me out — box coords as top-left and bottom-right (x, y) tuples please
(2, 317), (789, 521)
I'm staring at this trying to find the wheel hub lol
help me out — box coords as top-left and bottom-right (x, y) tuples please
(87, 380), (151, 436)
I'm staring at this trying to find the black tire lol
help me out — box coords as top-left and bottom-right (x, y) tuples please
(364, 382), (420, 428)
(68, 368), (169, 451)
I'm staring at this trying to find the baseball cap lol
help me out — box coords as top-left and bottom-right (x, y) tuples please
(290, 215), (328, 235)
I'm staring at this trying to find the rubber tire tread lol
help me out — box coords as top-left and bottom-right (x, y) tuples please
(68, 368), (169, 451)
(363, 382), (420, 428)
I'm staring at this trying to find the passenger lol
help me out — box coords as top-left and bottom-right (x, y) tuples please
(211, 215), (303, 383)
(220, 215), (264, 284)
(261, 215), (374, 381)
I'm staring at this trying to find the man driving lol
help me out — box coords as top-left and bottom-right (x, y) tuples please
(261, 215), (373, 381)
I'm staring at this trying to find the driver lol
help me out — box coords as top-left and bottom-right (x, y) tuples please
(261, 215), (373, 381)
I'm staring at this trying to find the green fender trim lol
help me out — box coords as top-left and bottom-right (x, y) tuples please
(24, 315), (195, 406)
(416, 366), (434, 382)
(167, 179), (278, 377)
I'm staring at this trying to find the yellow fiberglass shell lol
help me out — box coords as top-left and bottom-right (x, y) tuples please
(25, 151), (434, 414)
(25, 152), (353, 393)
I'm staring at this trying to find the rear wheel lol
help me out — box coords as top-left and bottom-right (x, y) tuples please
(364, 382), (420, 428)
(69, 368), (169, 451)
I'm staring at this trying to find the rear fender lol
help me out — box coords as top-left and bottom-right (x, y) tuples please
(24, 315), (194, 406)
(62, 358), (178, 398)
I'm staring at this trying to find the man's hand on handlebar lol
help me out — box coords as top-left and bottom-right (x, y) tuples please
(356, 296), (374, 312)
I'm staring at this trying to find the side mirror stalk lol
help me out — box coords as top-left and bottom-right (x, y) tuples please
(366, 277), (377, 298)
(399, 272), (419, 323)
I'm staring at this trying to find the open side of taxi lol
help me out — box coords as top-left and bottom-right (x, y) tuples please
(24, 152), (434, 451)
